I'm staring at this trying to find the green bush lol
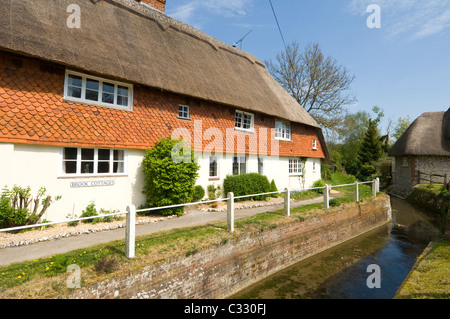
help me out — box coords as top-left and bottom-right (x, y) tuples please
(312, 179), (326, 194)
(80, 201), (100, 224)
(191, 185), (206, 203)
(269, 179), (279, 198)
(207, 185), (223, 201)
(223, 173), (271, 201)
(142, 138), (200, 216)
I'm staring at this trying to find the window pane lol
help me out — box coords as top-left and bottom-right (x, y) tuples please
(98, 149), (110, 161)
(117, 95), (128, 107)
(81, 162), (94, 174)
(113, 162), (124, 173)
(67, 86), (81, 98)
(86, 79), (99, 90)
(64, 161), (77, 174)
(114, 150), (124, 161)
(243, 114), (252, 129)
(81, 149), (94, 160)
(117, 86), (128, 96)
(85, 89), (99, 101)
(235, 112), (242, 128)
(209, 156), (217, 177)
(102, 82), (115, 104)
(98, 161), (110, 174)
(68, 75), (82, 87)
(64, 148), (77, 160)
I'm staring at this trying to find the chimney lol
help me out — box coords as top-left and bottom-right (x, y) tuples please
(137, 0), (166, 13)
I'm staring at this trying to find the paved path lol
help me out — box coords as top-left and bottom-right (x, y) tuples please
(0, 196), (325, 266)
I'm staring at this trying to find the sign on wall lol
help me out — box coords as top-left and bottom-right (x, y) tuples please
(70, 180), (115, 188)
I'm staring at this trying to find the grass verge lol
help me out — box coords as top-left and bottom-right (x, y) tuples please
(395, 238), (450, 299)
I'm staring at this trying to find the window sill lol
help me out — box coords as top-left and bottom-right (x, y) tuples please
(57, 174), (128, 179)
(208, 177), (220, 181)
(63, 98), (133, 112)
(177, 116), (191, 121)
(234, 127), (255, 134)
(275, 138), (293, 142)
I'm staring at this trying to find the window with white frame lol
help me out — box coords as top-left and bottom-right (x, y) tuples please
(209, 155), (218, 178)
(289, 158), (303, 175)
(235, 110), (254, 131)
(275, 120), (291, 140)
(312, 139), (318, 150)
(232, 155), (247, 175)
(178, 105), (190, 119)
(64, 70), (133, 111)
(62, 147), (126, 176)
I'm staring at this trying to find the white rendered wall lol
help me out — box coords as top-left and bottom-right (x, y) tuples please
(1, 143), (322, 221)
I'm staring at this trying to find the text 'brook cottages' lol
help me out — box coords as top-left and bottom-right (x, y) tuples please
(0, 0), (329, 221)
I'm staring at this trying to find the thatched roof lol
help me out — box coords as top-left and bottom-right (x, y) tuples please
(389, 108), (450, 157)
(0, 0), (320, 130)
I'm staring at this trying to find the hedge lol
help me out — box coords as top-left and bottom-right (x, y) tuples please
(223, 173), (271, 201)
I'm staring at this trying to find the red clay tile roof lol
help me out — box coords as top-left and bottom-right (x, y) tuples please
(0, 52), (327, 159)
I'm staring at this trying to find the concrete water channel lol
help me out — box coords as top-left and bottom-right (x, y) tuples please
(231, 197), (441, 299)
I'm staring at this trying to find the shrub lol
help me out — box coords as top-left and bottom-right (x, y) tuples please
(0, 185), (60, 229)
(223, 173), (271, 201)
(207, 184), (222, 200)
(269, 179), (279, 198)
(312, 179), (326, 194)
(80, 201), (100, 224)
(191, 185), (205, 203)
(142, 138), (200, 216)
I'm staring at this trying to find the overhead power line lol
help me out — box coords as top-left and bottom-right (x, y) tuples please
(268, 0), (287, 50)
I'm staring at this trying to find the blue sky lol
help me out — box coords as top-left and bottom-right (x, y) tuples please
(165, 0), (450, 135)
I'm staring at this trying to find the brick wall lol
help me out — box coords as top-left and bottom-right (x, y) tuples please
(0, 51), (325, 159)
(63, 195), (392, 299)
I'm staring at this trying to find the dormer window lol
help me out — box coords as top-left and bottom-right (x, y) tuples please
(64, 70), (133, 111)
(235, 110), (254, 132)
(275, 120), (291, 140)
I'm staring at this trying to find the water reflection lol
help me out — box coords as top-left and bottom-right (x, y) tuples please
(231, 197), (440, 299)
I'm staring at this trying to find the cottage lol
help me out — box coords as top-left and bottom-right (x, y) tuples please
(388, 108), (450, 197)
(0, 0), (329, 221)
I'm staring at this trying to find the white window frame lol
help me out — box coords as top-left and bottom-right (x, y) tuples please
(235, 110), (254, 132)
(232, 155), (247, 175)
(209, 155), (219, 178)
(178, 105), (190, 120)
(312, 139), (318, 150)
(59, 147), (128, 177)
(275, 120), (291, 141)
(289, 158), (303, 175)
(64, 70), (133, 111)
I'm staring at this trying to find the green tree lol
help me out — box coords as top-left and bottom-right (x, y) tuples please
(142, 138), (199, 216)
(356, 119), (384, 180)
(392, 116), (412, 141)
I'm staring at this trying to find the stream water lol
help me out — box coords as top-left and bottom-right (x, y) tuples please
(231, 197), (441, 299)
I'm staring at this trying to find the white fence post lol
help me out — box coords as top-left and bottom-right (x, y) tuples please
(372, 179), (377, 197)
(125, 205), (136, 259)
(354, 181), (359, 203)
(227, 192), (235, 233)
(284, 188), (290, 217)
(376, 177), (380, 193)
(324, 184), (330, 209)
